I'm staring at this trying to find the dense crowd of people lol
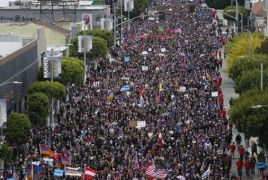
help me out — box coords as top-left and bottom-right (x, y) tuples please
(4, 0), (266, 180)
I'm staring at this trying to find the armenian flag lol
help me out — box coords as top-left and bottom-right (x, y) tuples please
(27, 168), (33, 180)
(39, 144), (55, 156)
(56, 154), (62, 168)
(62, 155), (71, 166)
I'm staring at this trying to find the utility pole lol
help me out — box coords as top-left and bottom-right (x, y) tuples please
(113, 0), (116, 46)
(236, 0), (239, 31)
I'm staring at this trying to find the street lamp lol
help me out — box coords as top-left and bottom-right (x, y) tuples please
(239, 56), (264, 90)
(113, 0), (124, 46)
(50, 44), (72, 130)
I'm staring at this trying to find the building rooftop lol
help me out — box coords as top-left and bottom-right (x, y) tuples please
(0, 35), (23, 58)
(252, 0), (263, 16)
(32, 19), (71, 34)
(0, 4), (109, 10)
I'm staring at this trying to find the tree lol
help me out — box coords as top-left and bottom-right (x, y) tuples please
(229, 54), (268, 81)
(225, 32), (265, 71)
(132, 0), (152, 17)
(234, 69), (268, 94)
(206, 0), (244, 10)
(0, 144), (13, 175)
(28, 81), (66, 99)
(27, 93), (50, 126)
(5, 113), (31, 145)
(70, 36), (108, 60)
(223, 6), (248, 22)
(229, 89), (268, 146)
(256, 37), (268, 55)
(77, 29), (114, 48)
(37, 57), (84, 85)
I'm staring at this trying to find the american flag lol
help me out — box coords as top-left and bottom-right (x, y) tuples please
(155, 168), (167, 179)
(13, 172), (20, 180)
(133, 152), (139, 170)
(145, 162), (157, 177)
(145, 161), (167, 179)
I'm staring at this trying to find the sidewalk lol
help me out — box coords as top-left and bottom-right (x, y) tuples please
(219, 38), (261, 180)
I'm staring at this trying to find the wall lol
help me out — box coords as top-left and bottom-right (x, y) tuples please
(0, 40), (39, 112)
(37, 26), (47, 67)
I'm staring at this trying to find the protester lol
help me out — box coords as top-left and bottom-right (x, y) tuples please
(5, 0), (236, 179)
(236, 158), (243, 179)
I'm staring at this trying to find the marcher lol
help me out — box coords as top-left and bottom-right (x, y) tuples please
(244, 159), (251, 178)
(4, 0), (235, 179)
(236, 134), (242, 146)
(230, 142), (236, 160)
(236, 158), (244, 179)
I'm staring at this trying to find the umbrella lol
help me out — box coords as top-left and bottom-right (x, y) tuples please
(177, 175), (186, 180)
(120, 85), (130, 92)
(141, 51), (148, 55)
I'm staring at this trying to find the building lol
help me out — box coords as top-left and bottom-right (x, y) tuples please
(246, 0), (268, 36)
(0, 19), (71, 55)
(0, 27), (46, 115)
(0, 3), (110, 27)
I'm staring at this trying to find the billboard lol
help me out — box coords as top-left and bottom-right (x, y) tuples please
(82, 14), (92, 30)
(43, 56), (62, 79)
(78, 35), (93, 53)
(124, 0), (134, 11)
(0, 99), (7, 128)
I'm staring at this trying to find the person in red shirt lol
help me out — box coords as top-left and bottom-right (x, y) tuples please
(236, 158), (243, 179)
(219, 58), (223, 68)
(218, 50), (222, 58)
(244, 160), (251, 178)
(221, 108), (227, 118)
(230, 142), (236, 160)
(238, 145), (245, 159)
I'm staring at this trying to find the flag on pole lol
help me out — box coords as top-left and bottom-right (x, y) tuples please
(139, 96), (146, 107)
(39, 144), (55, 156)
(201, 164), (211, 180)
(158, 133), (165, 146)
(27, 168), (33, 180)
(61, 154), (71, 165)
(139, 87), (146, 96)
(159, 83), (163, 91)
(155, 168), (167, 179)
(133, 152), (139, 170)
(145, 161), (156, 177)
(84, 167), (98, 180)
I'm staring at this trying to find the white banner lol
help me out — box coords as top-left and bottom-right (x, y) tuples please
(43, 56), (62, 79)
(100, 18), (113, 31)
(82, 14), (92, 30)
(78, 35), (93, 53)
(64, 167), (82, 176)
(0, 99), (7, 128)
(124, 0), (134, 11)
